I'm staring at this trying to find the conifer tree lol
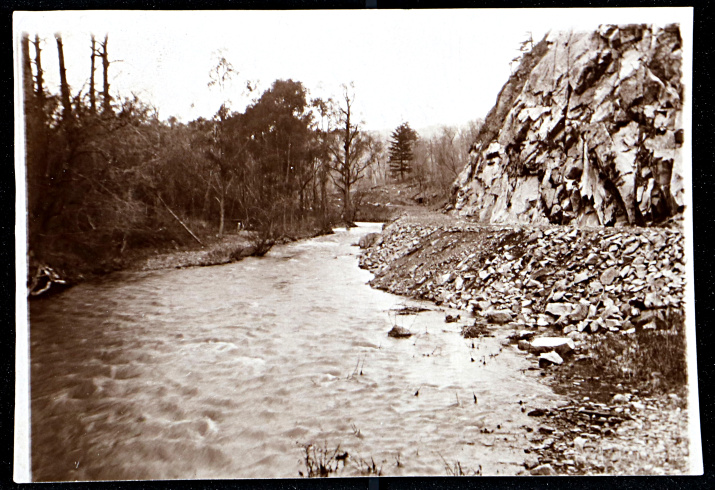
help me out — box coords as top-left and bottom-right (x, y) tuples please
(388, 122), (418, 181)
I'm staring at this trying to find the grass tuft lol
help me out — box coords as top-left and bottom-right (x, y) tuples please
(298, 441), (345, 478)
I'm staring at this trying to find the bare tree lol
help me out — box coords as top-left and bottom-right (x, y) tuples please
(89, 35), (97, 115)
(99, 34), (111, 115)
(327, 84), (376, 225)
(54, 33), (72, 124)
(21, 33), (33, 116)
(207, 56), (237, 236)
(31, 35), (45, 105)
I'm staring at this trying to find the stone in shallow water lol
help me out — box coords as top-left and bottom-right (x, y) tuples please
(387, 326), (413, 338)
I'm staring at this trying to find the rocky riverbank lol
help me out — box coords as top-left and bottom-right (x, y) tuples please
(359, 213), (692, 475)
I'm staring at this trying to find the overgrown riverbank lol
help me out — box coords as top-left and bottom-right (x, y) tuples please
(359, 211), (692, 475)
(27, 218), (336, 297)
(26, 185), (409, 297)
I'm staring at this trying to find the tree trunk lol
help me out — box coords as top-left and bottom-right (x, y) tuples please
(55, 34), (72, 124)
(342, 104), (352, 225)
(202, 170), (212, 218)
(218, 193), (225, 236)
(89, 35), (96, 115)
(31, 36), (45, 105)
(100, 35), (111, 115)
(25, 35), (50, 182)
(343, 184), (351, 226)
(21, 34), (33, 118)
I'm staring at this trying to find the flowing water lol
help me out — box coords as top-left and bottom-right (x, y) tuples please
(29, 223), (559, 481)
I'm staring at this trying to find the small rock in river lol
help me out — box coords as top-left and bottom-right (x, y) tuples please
(528, 408), (548, 417)
(387, 326), (413, 338)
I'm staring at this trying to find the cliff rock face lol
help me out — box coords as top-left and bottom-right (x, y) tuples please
(452, 24), (684, 226)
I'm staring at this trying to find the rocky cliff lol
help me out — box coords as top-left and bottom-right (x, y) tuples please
(452, 24), (685, 227)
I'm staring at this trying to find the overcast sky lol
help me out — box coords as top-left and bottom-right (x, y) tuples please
(14, 8), (692, 132)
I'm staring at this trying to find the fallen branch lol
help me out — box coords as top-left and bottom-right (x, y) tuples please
(157, 194), (203, 246)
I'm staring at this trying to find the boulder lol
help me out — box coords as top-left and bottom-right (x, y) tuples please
(358, 232), (382, 249)
(573, 436), (587, 452)
(632, 309), (664, 328)
(517, 339), (532, 351)
(545, 302), (573, 317)
(530, 337), (575, 356)
(484, 308), (514, 324)
(612, 393), (631, 404)
(574, 271), (591, 284)
(530, 464), (556, 476)
(569, 302), (590, 322)
(600, 267), (619, 286)
(528, 408), (548, 417)
(524, 455), (540, 470)
(539, 351), (564, 367)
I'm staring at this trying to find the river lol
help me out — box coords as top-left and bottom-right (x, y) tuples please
(29, 223), (559, 481)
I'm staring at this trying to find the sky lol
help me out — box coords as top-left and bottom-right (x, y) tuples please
(14, 8), (692, 132)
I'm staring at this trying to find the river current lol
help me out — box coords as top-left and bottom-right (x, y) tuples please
(29, 223), (558, 480)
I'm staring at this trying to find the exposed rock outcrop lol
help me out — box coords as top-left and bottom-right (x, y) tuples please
(452, 24), (684, 226)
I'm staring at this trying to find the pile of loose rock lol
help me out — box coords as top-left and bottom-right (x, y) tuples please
(360, 219), (685, 343)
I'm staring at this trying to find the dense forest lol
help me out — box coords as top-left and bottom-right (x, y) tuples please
(21, 32), (480, 290)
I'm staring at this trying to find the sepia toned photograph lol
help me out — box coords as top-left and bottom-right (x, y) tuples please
(14, 7), (702, 481)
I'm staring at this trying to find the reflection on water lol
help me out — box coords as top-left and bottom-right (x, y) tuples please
(29, 223), (558, 481)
